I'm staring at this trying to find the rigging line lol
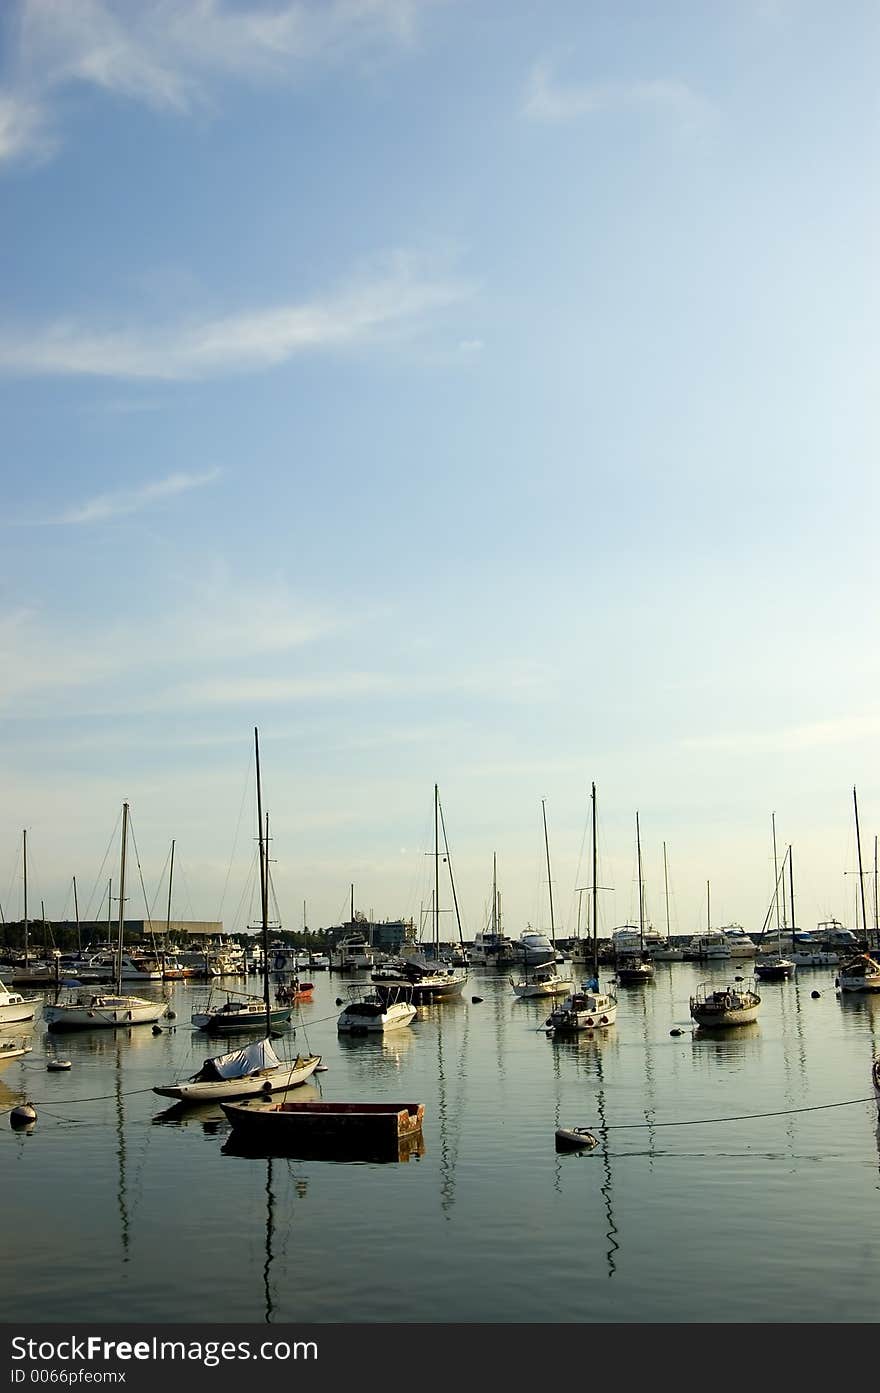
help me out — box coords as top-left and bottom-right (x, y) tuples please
(216, 745), (255, 923)
(127, 815), (155, 924)
(578, 1096), (877, 1131)
(5, 1086), (162, 1109)
(83, 811), (122, 922)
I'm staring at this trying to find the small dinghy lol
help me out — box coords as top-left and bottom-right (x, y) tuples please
(554, 1126), (599, 1152)
(47, 1059), (72, 1071)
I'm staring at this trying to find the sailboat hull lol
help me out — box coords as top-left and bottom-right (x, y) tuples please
(153, 1053), (321, 1102)
(44, 994), (166, 1030)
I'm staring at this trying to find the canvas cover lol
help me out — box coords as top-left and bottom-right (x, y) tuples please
(198, 1037), (281, 1081)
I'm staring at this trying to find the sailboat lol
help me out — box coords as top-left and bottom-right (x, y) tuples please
(510, 801), (572, 999)
(754, 831), (796, 980)
(376, 785), (469, 1004)
(471, 855), (517, 966)
(155, 729), (320, 1102)
(44, 805), (168, 1030)
(1, 833), (42, 1018)
(614, 813), (655, 984)
(546, 783), (618, 1032)
(652, 842), (685, 960)
(836, 788), (880, 994)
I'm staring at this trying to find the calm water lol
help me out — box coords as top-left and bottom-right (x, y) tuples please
(3, 961), (879, 1324)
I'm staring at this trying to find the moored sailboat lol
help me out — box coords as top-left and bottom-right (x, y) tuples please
(155, 729), (319, 1102)
(44, 805), (168, 1031)
(547, 783), (618, 1033)
(510, 801), (571, 999)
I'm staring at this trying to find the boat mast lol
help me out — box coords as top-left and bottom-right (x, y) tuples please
(706, 880), (710, 933)
(165, 839), (175, 941)
(874, 836), (879, 937)
(636, 812), (644, 952)
(255, 727), (271, 1036)
(22, 828), (28, 969)
(542, 799), (556, 951)
(771, 813), (781, 936)
(492, 853), (497, 938)
(591, 783), (599, 981)
(434, 784), (440, 956)
(663, 841), (670, 945)
(788, 845), (796, 953)
(116, 802), (129, 995)
(854, 786), (868, 939)
(73, 875), (80, 954)
(438, 794), (465, 948)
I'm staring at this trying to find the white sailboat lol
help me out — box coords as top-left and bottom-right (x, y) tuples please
(511, 801), (571, 999)
(44, 804), (168, 1031)
(547, 783), (618, 1032)
(836, 788), (880, 994)
(652, 842), (685, 960)
(154, 729), (320, 1103)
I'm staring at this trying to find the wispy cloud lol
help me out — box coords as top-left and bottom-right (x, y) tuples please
(47, 467), (221, 524)
(1, 0), (423, 165)
(0, 255), (470, 380)
(523, 59), (709, 125)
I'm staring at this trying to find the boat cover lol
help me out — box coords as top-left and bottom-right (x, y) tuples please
(195, 1038), (281, 1081)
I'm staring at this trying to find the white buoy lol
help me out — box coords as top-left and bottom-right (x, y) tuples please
(11, 1102), (37, 1129)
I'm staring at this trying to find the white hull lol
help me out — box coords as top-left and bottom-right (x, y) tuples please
(837, 955), (880, 993)
(337, 1001), (417, 1033)
(547, 988), (618, 1032)
(153, 1053), (321, 1102)
(45, 993), (166, 1030)
(0, 997), (41, 1024)
(0, 1038), (33, 1061)
(511, 973), (572, 999)
(690, 982), (761, 1028)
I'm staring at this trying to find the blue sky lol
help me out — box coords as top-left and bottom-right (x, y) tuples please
(1, 0), (877, 943)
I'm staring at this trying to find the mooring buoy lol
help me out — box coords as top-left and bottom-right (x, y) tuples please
(10, 1102), (37, 1130)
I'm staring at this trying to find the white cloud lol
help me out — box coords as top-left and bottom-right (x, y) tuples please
(0, 0), (423, 165)
(0, 256), (470, 379)
(523, 59), (709, 125)
(48, 468), (221, 524)
(0, 91), (53, 162)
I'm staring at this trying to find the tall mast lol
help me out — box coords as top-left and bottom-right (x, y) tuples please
(854, 786), (868, 938)
(788, 845), (796, 952)
(591, 783), (599, 980)
(350, 882), (354, 929)
(874, 836), (879, 936)
(706, 880), (711, 932)
(22, 828), (28, 969)
(116, 802), (129, 995)
(771, 813), (781, 933)
(438, 794), (465, 948)
(636, 812), (644, 950)
(434, 784), (440, 954)
(663, 841), (670, 944)
(492, 853), (497, 936)
(73, 876), (80, 953)
(255, 728), (271, 1036)
(165, 841), (175, 941)
(542, 799), (556, 949)
(107, 878), (112, 945)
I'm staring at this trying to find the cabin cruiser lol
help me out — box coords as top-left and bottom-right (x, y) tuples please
(720, 925), (757, 957)
(517, 928), (559, 964)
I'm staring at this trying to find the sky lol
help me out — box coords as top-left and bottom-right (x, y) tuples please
(0, 0), (878, 945)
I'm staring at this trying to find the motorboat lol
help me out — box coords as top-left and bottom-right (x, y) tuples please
(836, 953), (880, 994)
(0, 1037), (33, 1062)
(546, 979), (617, 1033)
(517, 928), (556, 964)
(337, 984), (417, 1034)
(153, 1037), (321, 1103)
(689, 978), (761, 1028)
(687, 932), (732, 961)
(721, 925), (757, 957)
(510, 959), (572, 999)
(0, 976), (41, 1026)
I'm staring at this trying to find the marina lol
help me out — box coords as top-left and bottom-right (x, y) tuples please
(2, 958), (879, 1323)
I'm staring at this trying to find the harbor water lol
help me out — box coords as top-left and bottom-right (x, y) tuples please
(3, 960), (879, 1324)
